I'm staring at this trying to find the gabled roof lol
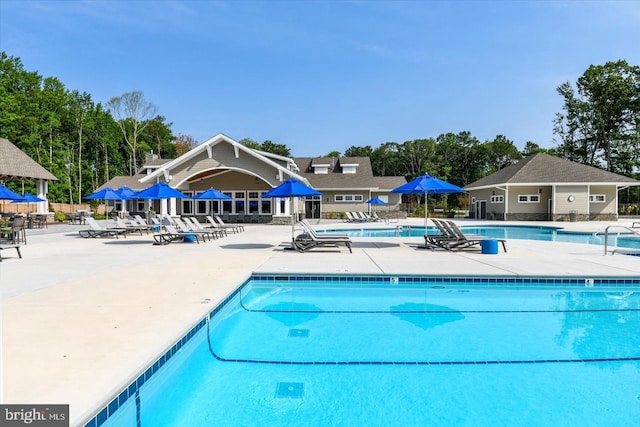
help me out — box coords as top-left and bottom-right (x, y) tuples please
(465, 153), (639, 190)
(98, 174), (149, 192)
(294, 157), (406, 190)
(0, 138), (58, 181)
(139, 133), (307, 184)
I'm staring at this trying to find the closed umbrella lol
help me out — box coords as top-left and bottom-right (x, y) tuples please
(263, 178), (322, 245)
(391, 174), (465, 227)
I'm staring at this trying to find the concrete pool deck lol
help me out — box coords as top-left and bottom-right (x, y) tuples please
(1, 218), (639, 425)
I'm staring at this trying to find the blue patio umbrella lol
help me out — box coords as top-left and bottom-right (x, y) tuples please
(366, 197), (386, 205)
(134, 182), (189, 200)
(11, 192), (45, 203)
(11, 192), (46, 214)
(84, 187), (126, 201)
(192, 187), (232, 200)
(263, 178), (322, 244)
(0, 183), (23, 201)
(366, 197), (386, 216)
(114, 186), (138, 199)
(392, 174), (465, 226)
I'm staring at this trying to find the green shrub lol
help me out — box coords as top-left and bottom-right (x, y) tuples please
(54, 211), (67, 222)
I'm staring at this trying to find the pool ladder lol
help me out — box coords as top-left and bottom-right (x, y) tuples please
(603, 224), (640, 255)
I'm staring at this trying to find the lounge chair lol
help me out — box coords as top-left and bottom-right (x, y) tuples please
(344, 212), (359, 222)
(298, 219), (351, 240)
(214, 214), (244, 232)
(173, 217), (215, 241)
(293, 220), (353, 253)
(79, 217), (128, 239)
(293, 232), (353, 253)
(0, 244), (22, 261)
(153, 224), (202, 245)
(437, 220), (507, 252)
(113, 217), (148, 235)
(205, 216), (232, 236)
(185, 217), (226, 239)
(424, 219), (460, 248)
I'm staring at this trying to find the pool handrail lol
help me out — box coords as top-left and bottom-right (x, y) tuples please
(603, 224), (640, 255)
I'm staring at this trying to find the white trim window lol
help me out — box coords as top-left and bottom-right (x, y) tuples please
(334, 194), (364, 202)
(182, 191), (194, 214)
(589, 194), (606, 203)
(517, 194), (540, 203)
(490, 195), (504, 203)
(470, 197), (476, 204)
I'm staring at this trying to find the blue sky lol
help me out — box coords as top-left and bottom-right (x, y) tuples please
(1, 0), (638, 157)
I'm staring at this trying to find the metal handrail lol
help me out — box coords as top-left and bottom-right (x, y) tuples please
(603, 225), (640, 255)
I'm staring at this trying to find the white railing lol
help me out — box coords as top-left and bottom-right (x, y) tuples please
(603, 224), (640, 255)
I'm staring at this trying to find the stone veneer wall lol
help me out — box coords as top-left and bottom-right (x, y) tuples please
(506, 213), (548, 221)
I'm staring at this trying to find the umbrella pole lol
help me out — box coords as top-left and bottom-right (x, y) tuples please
(424, 191), (428, 229)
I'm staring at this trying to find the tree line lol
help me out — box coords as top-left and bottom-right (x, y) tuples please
(1, 51), (638, 205)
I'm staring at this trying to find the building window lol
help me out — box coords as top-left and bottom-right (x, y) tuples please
(136, 201), (146, 212)
(235, 191), (245, 214)
(490, 195), (504, 203)
(334, 194), (363, 202)
(470, 197), (476, 204)
(182, 191), (194, 214)
(517, 194), (540, 203)
(589, 194), (606, 203)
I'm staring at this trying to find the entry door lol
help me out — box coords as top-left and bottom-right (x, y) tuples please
(478, 200), (487, 219)
(305, 199), (321, 219)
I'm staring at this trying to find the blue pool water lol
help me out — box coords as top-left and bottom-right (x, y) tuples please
(322, 224), (640, 250)
(91, 276), (640, 427)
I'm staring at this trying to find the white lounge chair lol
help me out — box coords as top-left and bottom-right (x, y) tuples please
(79, 217), (129, 239)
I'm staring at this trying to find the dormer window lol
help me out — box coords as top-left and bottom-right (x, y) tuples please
(340, 163), (358, 174)
(312, 163), (330, 174)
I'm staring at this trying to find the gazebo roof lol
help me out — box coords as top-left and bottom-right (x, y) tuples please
(0, 138), (58, 181)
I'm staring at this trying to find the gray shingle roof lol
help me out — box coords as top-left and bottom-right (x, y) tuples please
(293, 157), (406, 190)
(0, 138), (58, 181)
(465, 153), (639, 189)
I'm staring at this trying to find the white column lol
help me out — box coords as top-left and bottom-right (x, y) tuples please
(160, 199), (168, 216)
(36, 179), (48, 213)
(169, 198), (177, 216)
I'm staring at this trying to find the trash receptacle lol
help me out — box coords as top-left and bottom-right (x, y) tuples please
(569, 210), (577, 222)
(183, 233), (196, 243)
(481, 239), (499, 254)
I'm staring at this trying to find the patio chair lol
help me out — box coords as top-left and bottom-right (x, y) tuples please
(0, 243), (21, 262)
(79, 217), (128, 239)
(1, 216), (27, 245)
(214, 214), (244, 232)
(153, 224), (202, 245)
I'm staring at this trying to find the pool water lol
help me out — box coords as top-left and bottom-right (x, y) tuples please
(96, 276), (640, 427)
(324, 225), (640, 250)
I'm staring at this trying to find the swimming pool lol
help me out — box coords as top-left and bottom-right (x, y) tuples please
(87, 275), (640, 427)
(322, 224), (640, 250)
